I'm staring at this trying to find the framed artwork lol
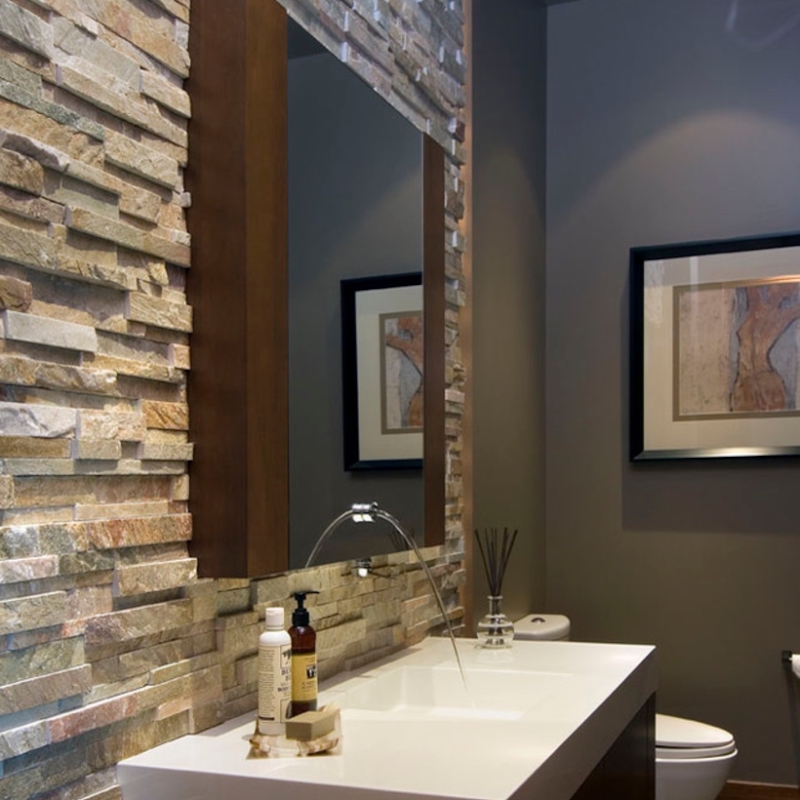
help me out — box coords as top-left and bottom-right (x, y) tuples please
(341, 273), (424, 470)
(630, 231), (800, 460)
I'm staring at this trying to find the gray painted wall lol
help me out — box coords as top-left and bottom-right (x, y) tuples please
(472, 0), (548, 625)
(288, 51), (424, 568)
(546, 0), (800, 783)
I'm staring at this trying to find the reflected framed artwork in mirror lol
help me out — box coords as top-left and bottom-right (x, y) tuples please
(630, 231), (800, 460)
(341, 273), (424, 470)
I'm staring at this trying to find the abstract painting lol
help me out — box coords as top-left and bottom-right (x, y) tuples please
(675, 279), (800, 419)
(380, 311), (424, 433)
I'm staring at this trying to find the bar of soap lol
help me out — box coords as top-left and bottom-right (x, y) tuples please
(285, 705), (338, 742)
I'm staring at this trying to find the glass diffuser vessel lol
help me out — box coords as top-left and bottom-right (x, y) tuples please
(476, 595), (515, 648)
(474, 527), (518, 649)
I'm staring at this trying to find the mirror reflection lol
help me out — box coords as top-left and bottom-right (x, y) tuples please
(287, 20), (426, 568)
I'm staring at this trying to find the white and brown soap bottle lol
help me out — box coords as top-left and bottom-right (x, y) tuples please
(288, 591), (319, 716)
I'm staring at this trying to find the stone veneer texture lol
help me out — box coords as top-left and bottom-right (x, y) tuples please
(0, 0), (467, 798)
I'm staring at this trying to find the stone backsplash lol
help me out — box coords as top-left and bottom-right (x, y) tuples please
(0, 0), (467, 798)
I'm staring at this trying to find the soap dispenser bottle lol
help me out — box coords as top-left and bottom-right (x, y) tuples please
(289, 590), (319, 716)
(257, 606), (292, 735)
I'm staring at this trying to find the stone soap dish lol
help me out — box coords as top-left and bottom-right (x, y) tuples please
(248, 704), (341, 758)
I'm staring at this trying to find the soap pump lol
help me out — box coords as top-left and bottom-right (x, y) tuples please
(289, 590), (319, 716)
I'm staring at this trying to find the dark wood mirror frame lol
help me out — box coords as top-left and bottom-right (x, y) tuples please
(186, 0), (446, 578)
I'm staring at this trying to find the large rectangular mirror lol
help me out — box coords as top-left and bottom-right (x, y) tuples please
(288, 20), (428, 568)
(187, 0), (444, 578)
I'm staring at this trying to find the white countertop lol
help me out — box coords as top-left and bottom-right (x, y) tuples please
(117, 637), (657, 800)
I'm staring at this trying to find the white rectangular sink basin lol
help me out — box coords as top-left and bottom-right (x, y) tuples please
(118, 638), (656, 800)
(334, 664), (572, 721)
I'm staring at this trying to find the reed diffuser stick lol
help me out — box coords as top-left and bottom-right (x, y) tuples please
(474, 527), (518, 596)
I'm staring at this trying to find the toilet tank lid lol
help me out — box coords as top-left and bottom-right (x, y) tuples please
(513, 614), (570, 640)
(656, 714), (735, 748)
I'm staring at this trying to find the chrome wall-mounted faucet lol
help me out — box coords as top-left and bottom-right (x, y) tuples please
(304, 502), (463, 675)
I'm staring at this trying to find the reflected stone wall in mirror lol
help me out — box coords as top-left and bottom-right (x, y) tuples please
(288, 20), (425, 568)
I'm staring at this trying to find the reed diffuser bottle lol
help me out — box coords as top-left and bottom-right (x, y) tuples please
(474, 527), (518, 648)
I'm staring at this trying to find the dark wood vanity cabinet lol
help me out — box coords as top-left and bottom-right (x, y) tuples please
(571, 695), (656, 800)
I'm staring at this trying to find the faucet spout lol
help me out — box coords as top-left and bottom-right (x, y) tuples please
(304, 502), (465, 680)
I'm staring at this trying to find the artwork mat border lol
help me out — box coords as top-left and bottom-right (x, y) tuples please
(630, 231), (800, 461)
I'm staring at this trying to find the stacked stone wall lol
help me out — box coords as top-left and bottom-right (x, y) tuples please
(0, 0), (467, 798)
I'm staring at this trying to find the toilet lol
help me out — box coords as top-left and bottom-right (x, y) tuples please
(513, 615), (737, 800)
(655, 714), (737, 800)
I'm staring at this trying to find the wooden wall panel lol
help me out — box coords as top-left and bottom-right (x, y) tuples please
(187, 0), (288, 577)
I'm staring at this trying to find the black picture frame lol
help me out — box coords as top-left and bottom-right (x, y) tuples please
(630, 231), (800, 461)
(341, 272), (424, 470)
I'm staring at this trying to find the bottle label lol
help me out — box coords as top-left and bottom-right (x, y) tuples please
(258, 642), (292, 727)
(291, 652), (318, 702)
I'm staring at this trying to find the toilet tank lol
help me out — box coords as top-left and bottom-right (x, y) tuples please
(514, 614), (571, 641)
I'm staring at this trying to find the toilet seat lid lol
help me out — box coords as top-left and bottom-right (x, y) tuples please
(513, 614), (570, 640)
(656, 714), (735, 750)
(657, 742), (737, 760)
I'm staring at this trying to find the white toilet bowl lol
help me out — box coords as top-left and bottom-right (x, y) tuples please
(656, 714), (737, 800)
(513, 616), (737, 800)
